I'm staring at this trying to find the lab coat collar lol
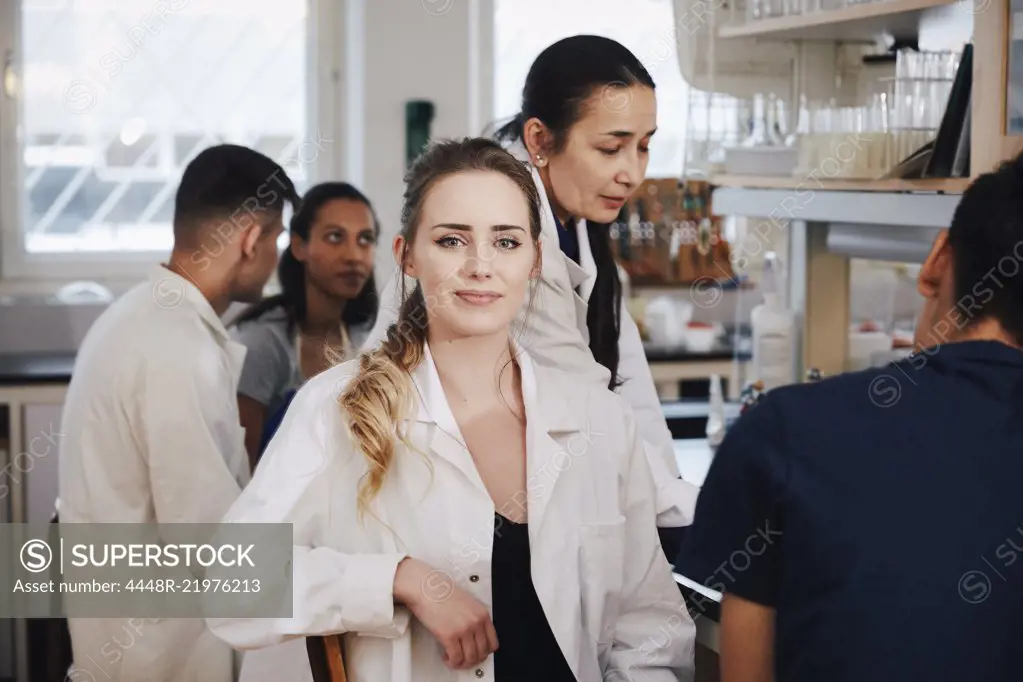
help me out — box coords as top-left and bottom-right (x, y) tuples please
(567, 219), (597, 301)
(149, 264), (233, 344)
(148, 265), (247, 380)
(504, 138), (531, 163)
(408, 338), (586, 534)
(407, 339), (582, 434)
(528, 165), (597, 300)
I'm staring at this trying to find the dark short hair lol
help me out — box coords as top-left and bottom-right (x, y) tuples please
(173, 144), (299, 245)
(948, 151), (1023, 344)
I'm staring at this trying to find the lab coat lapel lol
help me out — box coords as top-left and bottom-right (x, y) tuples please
(409, 346), (489, 496)
(564, 254), (590, 294)
(520, 353), (588, 682)
(563, 257), (592, 342)
(519, 349), (582, 534)
(528, 166), (595, 339)
(574, 219), (597, 302)
(564, 222), (597, 342)
(149, 264), (246, 382)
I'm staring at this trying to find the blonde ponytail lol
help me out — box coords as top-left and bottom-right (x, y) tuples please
(340, 286), (427, 516)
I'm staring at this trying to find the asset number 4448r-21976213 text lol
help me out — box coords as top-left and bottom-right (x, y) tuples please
(124, 578), (261, 593)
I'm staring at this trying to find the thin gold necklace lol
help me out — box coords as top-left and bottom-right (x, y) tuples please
(295, 324), (351, 379)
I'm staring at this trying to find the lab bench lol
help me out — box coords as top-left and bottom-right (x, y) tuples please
(645, 341), (751, 403)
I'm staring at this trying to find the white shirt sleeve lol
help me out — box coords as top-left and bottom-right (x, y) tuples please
(609, 408), (696, 681)
(206, 376), (409, 651)
(517, 226), (614, 388)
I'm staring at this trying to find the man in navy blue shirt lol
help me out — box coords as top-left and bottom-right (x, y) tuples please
(676, 153), (1023, 682)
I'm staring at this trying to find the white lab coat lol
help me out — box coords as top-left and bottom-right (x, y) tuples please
(208, 344), (696, 682)
(364, 161), (699, 527)
(59, 265), (250, 682)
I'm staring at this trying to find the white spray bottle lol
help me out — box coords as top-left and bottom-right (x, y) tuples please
(750, 252), (797, 391)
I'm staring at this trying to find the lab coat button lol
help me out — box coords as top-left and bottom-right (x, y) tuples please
(469, 574), (479, 583)
(475, 669), (484, 678)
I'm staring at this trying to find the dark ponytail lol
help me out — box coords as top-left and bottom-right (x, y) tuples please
(494, 112), (526, 145)
(235, 182), (381, 334)
(493, 35), (655, 389)
(585, 224), (623, 388)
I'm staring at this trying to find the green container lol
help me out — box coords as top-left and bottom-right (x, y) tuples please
(405, 100), (435, 168)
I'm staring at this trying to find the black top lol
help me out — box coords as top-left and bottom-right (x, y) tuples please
(491, 512), (576, 682)
(677, 340), (1023, 682)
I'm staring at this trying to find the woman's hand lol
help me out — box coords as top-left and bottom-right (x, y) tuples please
(393, 557), (499, 669)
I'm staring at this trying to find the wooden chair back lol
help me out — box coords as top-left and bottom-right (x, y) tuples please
(306, 635), (347, 682)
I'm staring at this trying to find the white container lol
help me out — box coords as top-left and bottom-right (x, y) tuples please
(684, 324), (722, 352)
(751, 296), (797, 389)
(848, 331), (893, 371)
(644, 296), (693, 346)
(750, 254), (797, 390)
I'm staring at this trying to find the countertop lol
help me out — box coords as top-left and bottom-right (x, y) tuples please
(673, 437), (715, 488)
(0, 352), (76, 385)
(644, 342), (747, 363)
(643, 325), (752, 363)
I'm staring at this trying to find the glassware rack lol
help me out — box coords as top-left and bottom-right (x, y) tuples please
(685, 47), (962, 180)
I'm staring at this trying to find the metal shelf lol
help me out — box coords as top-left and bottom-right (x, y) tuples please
(710, 174), (969, 193)
(718, 0), (961, 42)
(712, 185), (962, 228)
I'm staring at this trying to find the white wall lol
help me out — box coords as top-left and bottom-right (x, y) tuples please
(348, 0), (493, 282)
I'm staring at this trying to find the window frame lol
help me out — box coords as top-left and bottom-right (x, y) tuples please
(0, 0), (341, 289)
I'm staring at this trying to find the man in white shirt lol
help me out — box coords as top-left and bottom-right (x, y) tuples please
(58, 144), (298, 682)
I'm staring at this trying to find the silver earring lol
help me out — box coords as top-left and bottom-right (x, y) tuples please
(535, 154), (546, 167)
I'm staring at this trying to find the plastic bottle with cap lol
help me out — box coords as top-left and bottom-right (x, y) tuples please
(750, 252), (797, 391)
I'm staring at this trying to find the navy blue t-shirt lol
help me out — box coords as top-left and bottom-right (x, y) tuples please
(676, 340), (1023, 682)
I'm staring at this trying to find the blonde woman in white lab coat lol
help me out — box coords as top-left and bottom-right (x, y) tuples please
(208, 138), (695, 682)
(367, 36), (698, 542)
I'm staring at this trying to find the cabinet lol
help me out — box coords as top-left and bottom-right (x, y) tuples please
(0, 363), (71, 682)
